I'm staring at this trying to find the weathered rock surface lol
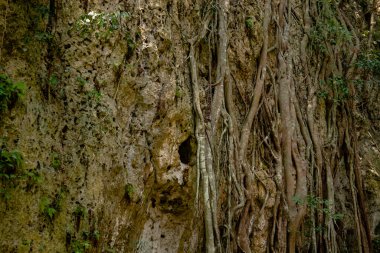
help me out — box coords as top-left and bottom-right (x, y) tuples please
(0, 0), (379, 252)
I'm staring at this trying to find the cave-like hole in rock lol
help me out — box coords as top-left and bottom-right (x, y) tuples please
(179, 137), (192, 164)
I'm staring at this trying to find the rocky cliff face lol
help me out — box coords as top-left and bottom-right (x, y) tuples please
(1, 1), (200, 252)
(0, 0), (379, 252)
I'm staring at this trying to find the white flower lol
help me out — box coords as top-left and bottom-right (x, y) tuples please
(85, 19), (91, 23)
(88, 11), (99, 19)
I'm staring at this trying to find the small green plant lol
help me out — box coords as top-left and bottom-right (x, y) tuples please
(76, 77), (87, 87)
(40, 197), (57, 220)
(23, 170), (43, 191)
(124, 183), (134, 202)
(245, 17), (254, 29)
(317, 90), (329, 99)
(318, 76), (349, 103)
(0, 148), (23, 175)
(40, 187), (67, 221)
(19, 3), (54, 55)
(293, 194), (344, 221)
(50, 152), (61, 170)
(294, 194), (344, 236)
(0, 148), (24, 199)
(49, 74), (60, 87)
(331, 212), (344, 221)
(71, 239), (91, 253)
(126, 34), (136, 53)
(0, 146), (42, 199)
(69, 230), (100, 253)
(74, 11), (130, 41)
(353, 79), (365, 87)
(329, 76), (349, 102)
(92, 230), (100, 241)
(0, 188), (11, 200)
(86, 89), (102, 102)
(175, 87), (183, 99)
(0, 74), (25, 113)
(74, 205), (87, 218)
(291, 195), (303, 205)
(356, 50), (380, 75)
(30, 3), (49, 25)
(34, 31), (53, 43)
(73, 204), (87, 230)
(309, 0), (351, 53)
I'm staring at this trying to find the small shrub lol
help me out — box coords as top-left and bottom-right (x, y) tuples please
(309, 0), (351, 53)
(71, 239), (91, 253)
(293, 194), (344, 220)
(0, 148), (24, 200)
(69, 230), (100, 253)
(74, 11), (130, 41)
(0, 148), (23, 175)
(318, 76), (350, 103)
(0, 74), (25, 113)
(329, 76), (349, 101)
(356, 50), (380, 75)
(0, 147), (42, 199)
(294, 194), (344, 236)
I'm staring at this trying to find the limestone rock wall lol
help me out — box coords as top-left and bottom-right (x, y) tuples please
(0, 0), (379, 252)
(0, 1), (201, 252)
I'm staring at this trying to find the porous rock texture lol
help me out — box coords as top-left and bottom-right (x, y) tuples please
(1, 1), (199, 252)
(0, 0), (379, 253)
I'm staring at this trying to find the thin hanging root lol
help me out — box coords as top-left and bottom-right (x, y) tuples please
(205, 140), (221, 252)
(226, 116), (233, 253)
(346, 122), (372, 253)
(195, 136), (201, 209)
(325, 159), (338, 253)
(349, 152), (363, 253)
(340, 9), (373, 249)
(231, 1), (272, 252)
(210, 0), (229, 134)
(197, 1), (232, 251)
(276, 0), (311, 251)
(189, 42), (215, 253)
(255, 172), (270, 215)
(187, 7), (225, 252)
(239, 0), (271, 161)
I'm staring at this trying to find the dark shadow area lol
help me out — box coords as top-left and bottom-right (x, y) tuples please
(179, 137), (192, 164)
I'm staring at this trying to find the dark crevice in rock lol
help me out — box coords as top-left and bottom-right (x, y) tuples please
(178, 137), (191, 165)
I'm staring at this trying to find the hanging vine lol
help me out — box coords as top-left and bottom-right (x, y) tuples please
(188, 0), (375, 252)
